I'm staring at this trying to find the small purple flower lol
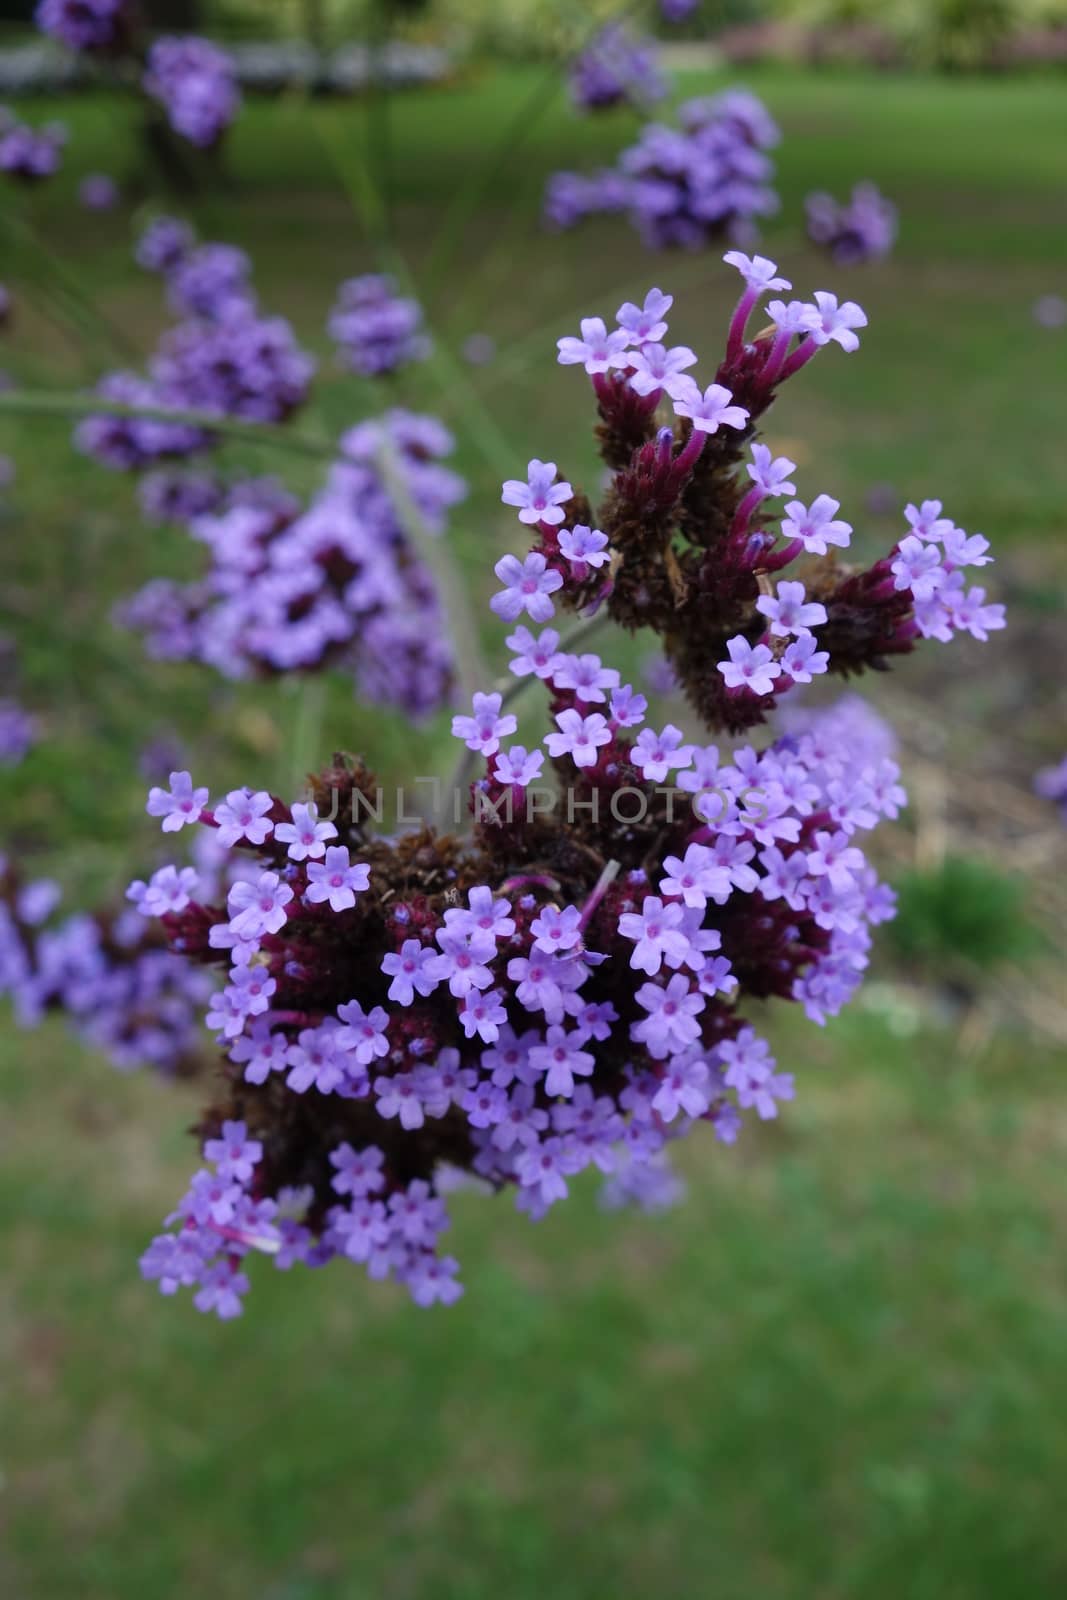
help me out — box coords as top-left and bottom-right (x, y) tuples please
(746, 443), (797, 498)
(780, 495), (852, 555)
(204, 1120), (262, 1183)
(545, 708), (612, 769)
(530, 904), (584, 955)
(632, 975), (705, 1059)
(336, 999), (391, 1065)
(616, 288), (672, 345)
(556, 317), (631, 374)
(630, 724), (694, 783)
(273, 801), (337, 862)
(491, 553), (564, 623)
(506, 625), (562, 679)
(452, 692), (518, 758)
(557, 524), (610, 569)
(214, 789), (275, 848)
(500, 461), (573, 528)
(723, 251), (791, 294)
(146, 770), (209, 833)
(756, 581), (828, 639)
(227, 872), (294, 939)
(627, 342), (698, 398)
(529, 1026), (595, 1097)
(717, 637), (781, 696)
(128, 864), (199, 918)
(806, 292), (868, 352)
(382, 939), (439, 1006)
(671, 380), (749, 434)
(305, 847), (371, 913)
(782, 634), (829, 683)
(494, 746), (544, 788)
(618, 896), (691, 975)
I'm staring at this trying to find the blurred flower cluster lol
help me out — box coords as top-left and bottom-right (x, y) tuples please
(545, 90), (780, 248)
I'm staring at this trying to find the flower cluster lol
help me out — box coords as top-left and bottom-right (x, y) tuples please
(545, 90), (779, 248)
(806, 182), (898, 267)
(116, 410), (465, 719)
(144, 36), (241, 149)
(35, 0), (132, 54)
(0, 634), (39, 767)
(76, 227), (313, 472)
(661, 0), (699, 18)
(136, 260), (1003, 1318)
(0, 851), (217, 1077)
(328, 274), (431, 378)
(0, 107), (66, 182)
(569, 25), (667, 113)
(532, 259), (1003, 732)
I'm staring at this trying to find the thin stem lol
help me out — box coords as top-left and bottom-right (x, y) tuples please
(0, 389), (342, 466)
(372, 443), (489, 707)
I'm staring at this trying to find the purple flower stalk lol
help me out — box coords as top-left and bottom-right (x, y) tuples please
(569, 25), (668, 113)
(143, 37), (240, 149)
(137, 258), (1004, 1318)
(117, 411), (466, 720)
(328, 274), (431, 378)
(35, 0), (132, 54)
(0, 111), (66, 182)
(806, 182), (898, 266)
(545, 89), (779, 249)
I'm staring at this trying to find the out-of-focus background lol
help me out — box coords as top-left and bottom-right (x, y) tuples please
(1, 2), (1066, 1596)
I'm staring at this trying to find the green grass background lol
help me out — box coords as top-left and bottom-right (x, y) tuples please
(1, 63), (1066, 1599)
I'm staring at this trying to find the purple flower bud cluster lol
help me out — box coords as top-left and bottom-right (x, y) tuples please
(545, 90), (779, 249)
(143, 36), (240, 149)
(35, 0), (132, 54)
(76, 230), (313, 471)
(117, 411), (465, 719)
(137, 260), (1004, 1318)
(135, 214), (195, 276)
(806, 182), (898, 267)
(1034, 756), (1067, 824)
(328, 274), (431, 378)
(661, 0), (699, 19)
(568, 25), (668, 113)
(0, 849), (219, 1077)
(0, 107), (66, 182)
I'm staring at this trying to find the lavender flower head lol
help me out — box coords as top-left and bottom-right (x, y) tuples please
(806, 182), (897, 267)
(144, 37), (240, 149)
(79, 172), (119, 211)
(661, 0), (699, 19)
(136, 215), (195, 276)
(167, 243), (253, 319)
(136, 260), (1005, 1319)
(117, 411), (465, 719)
(569, 25), (668, 113)
(546, 89), (779, 248)
(0, 112), (66, 182)
(35, 0), (132, 53)
(0, 851), (218, 1075)
(328, 274), (431, 378)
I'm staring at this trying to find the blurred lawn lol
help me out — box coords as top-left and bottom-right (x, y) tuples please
(1, 63), (1066, 1600)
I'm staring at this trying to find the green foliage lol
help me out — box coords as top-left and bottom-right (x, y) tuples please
(770, 0), (1066, 67)
(890, 856), (1040, 974)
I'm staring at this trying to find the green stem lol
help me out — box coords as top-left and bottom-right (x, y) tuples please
(0, 389), (341, 466)
(373, 443), (489, 707)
